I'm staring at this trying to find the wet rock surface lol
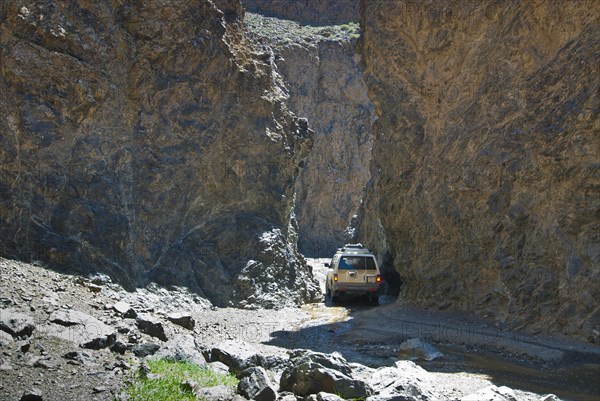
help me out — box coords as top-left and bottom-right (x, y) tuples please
(0, 0), (319, 309)
(358, 0), (600, 342)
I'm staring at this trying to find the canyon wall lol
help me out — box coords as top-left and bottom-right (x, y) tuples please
(358, 0), (600, 341)
(243, 13), (374, 257)
(241, 0), (359, 25)
(0, 0), (320, 308)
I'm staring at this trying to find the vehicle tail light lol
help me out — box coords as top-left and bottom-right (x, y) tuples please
(333, 274), (338, 282)
(376, 275), (381, 283)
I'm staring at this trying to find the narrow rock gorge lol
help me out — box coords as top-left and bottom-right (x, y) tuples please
(358, 0), (599, 342)
(0, 0), (320, 308)
(242, 7), (374, 257)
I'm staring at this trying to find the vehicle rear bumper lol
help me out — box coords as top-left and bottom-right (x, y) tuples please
(333, 284), (379, 294)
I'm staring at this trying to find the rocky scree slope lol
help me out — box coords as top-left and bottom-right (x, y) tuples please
(358, 0), (600, 342)
(0, 0), (320, 308)
(244, 13), (374, 257)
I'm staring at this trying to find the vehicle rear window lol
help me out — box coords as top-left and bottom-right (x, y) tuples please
(339, 256), (376, 270)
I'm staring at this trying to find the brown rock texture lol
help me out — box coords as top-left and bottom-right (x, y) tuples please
(241, 0), (359, 25)
(244, 13), (374, 257)
(358, 0), (600, 341)
(0, 0), (320, 307)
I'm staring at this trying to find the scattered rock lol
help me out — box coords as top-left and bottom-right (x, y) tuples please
(110, 341), (128, 355)
(317, 393), (345, 401)
(89, 274), (112, 286)
(210, 340), (259, 374)
(20, 388), (43, 401)
(280, 350), (371, 399)
(62, 351), (95, 366)
(87, 284), (103, 294)
(113, 302), (136, 318)
(129, 343), (161, 358)
(92, 386), (108, 394)
(136, 314), (167, 341)
(167, 312), (195, 330)
(276, 393), (298, 401)
(540, 395), (561, 401)
(461, 385), (519, 401)
(152, 334), (206, 366)
(33, 357), (60, 370)
(18, 340), (31, 353)
(0, 309), (35, 338)
(194, 384), (238, 401)
(398, 339), (443, 361)
(47, 310), (116, 349)
(366, 361), (443, 401)
(237, 367), (277, 401)
(208, 361), (230, 376)
(0, 297), (13, 307)
(0, 361), (13, 370)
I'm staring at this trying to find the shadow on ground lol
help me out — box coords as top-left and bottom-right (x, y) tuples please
(265, 299), (600, 401)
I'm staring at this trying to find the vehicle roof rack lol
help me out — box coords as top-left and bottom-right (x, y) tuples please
(337, 243), (371, 253)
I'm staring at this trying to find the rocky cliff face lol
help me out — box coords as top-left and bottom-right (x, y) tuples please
(0, 0), (320, 308)
(358, 0), (600, 341)
(241, 0), (359, 25)
(244, 13), (374, 257)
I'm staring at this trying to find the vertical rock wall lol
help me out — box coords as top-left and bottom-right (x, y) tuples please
(359, 0), (599, 341)
(280, 39), (374, 257)
(0, 0), (320, 307)
(243, 12), (374, 257)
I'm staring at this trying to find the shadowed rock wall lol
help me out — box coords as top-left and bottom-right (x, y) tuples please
(0, 0), (320, 307)
(243, 13), (374, 257)
(358, 0), (600, 341)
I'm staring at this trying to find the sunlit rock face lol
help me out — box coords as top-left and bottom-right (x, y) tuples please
(0, 0), (320, 307)
(358, 0), (600, 341)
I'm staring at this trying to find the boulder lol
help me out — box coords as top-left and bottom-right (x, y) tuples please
(151, 334), (206, 366)
(194, 384), (238, 401)
(316, 392), (345, 401)
(129, 343), (161, 357)
(20, 388), (43, 401)
(365, 361), (442, 401)
(208, 361), (231, 375)
(237, 366), (278, 401)
(113, 302), (137, 318)
(0, 309), (35, 338)
(461, 385), (519, 401)
(279, 350), (371, 399)
(210, 340), (260, 374)
(47, 310), (116, 349)
(398, 339), (443, 361)
(167, 312), (195, 330)
(136, 314), (167, 341)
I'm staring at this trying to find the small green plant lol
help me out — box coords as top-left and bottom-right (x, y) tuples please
(124, 359), (238, 401)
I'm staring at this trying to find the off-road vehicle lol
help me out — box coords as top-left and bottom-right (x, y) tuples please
(325, 243), (381, 304)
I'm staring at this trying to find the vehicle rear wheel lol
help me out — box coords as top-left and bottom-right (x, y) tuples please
(331, 294), (338, 304)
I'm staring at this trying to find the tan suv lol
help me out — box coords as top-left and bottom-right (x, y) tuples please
(325, 244), (381, 304)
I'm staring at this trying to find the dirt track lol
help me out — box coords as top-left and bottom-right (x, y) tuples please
(300, 259), (600, 401)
